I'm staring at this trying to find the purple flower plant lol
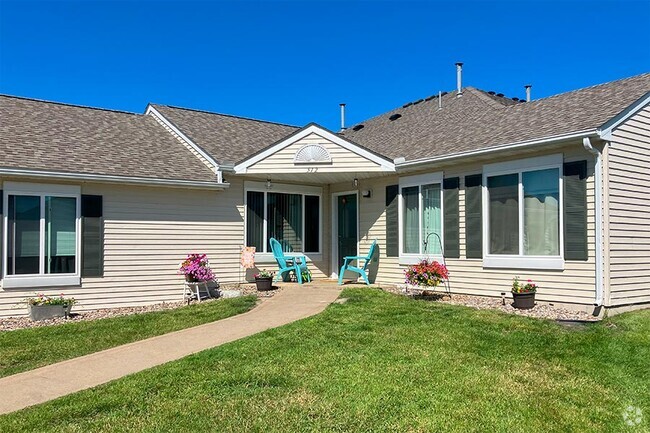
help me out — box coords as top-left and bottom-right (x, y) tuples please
(179, 253), (215, 282)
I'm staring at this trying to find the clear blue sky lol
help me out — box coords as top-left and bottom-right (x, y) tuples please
(1, 1), (649, 130)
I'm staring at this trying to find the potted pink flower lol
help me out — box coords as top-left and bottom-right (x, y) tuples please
(178, 253), (215, 282)
(511, 277), (538, 309)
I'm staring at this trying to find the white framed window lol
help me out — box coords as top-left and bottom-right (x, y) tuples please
(2, 182), (81, 288)
(482, 154), (564, 270)
(398, 172), (444, 265)
(244, 181), (322, 260)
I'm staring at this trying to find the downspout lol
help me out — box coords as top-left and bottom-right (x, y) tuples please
(582, 137), (604, 306)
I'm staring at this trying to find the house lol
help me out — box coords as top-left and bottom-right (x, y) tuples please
(1, 69), (649, 317)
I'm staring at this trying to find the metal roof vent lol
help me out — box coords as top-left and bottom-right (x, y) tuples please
(389, 113), (402, 121)
(352, 124), (365, 131)
(294, 144), (332, 164)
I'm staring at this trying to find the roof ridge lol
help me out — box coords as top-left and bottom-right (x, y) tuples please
(344, 89), (457, 130)
(153, 104), (300, 128)
(0, 93), (140, 116)
(464, 87), (516, 109)
(520, 72), (650, 104)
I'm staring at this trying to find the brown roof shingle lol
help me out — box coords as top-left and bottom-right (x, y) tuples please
(151, 105), (299, 165)
(343, 73), (650, 161)
(0, 95), (218, 182)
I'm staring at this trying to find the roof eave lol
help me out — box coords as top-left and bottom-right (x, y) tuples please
(0, 168), (229, 190)
(395, 129), (599, 171)
(597, 90), (650, 140)
(234, 123), (395, 173)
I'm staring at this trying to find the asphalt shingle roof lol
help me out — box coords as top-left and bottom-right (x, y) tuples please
(0, 95), (218, 182)
(2, 73), (648, 180)
(342, 73), (650, 161)
(151, 105), (299, 165)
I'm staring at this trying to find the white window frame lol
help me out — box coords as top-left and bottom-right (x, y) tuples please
(482, 154), (564, 270)
(398, 171), (444, 265)
(2, 182), (81, 288)
(244, 181), (322, 263)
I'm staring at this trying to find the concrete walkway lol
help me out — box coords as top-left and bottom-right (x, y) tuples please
(0, 284), (341, 415)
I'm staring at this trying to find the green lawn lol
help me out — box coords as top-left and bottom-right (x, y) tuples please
(0, 296), (257, 378)
(2, 288), (648, 432)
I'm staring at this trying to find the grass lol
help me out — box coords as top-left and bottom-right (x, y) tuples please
(2, 288), (649, 432)
(0, 296), (258, 378)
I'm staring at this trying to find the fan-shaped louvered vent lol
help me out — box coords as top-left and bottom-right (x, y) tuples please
(294, 144), (332, 164)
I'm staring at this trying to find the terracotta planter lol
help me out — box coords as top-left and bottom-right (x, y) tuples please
(255, 277), (273, 291)
(512, 291), (536, 309)
(28, 304), (72, 321)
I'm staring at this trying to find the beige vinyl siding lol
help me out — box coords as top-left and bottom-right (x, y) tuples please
(0, 178), (330, 317)
(607, 104), (650, 306)
(0, 179), (244, 316)
(246, 132), (383, 174)
(341, 144), (598, 306)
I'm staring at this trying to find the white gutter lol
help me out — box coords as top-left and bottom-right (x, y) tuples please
(0, 168), (229, 190)
(395, 129), (597, 170)
(582, 137), (604, 306)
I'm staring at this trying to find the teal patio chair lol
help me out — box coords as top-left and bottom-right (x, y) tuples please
(269, 237), (311, 285)
(338, 239), (377, 285)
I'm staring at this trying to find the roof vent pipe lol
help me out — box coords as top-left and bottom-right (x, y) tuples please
(438, 91), (442, 110)
(455, 62), (463, 96)
(525, 84), (532, 102)
(339, 103), (346, 131)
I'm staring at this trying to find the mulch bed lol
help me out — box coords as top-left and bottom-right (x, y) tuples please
(381, 286), (600, 322)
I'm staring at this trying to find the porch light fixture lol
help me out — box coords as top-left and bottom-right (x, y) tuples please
(266, 178), (272, 189)
(353, 178), (359, 188)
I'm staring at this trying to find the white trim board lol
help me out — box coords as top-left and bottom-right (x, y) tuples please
(598, 92), (650, 140)
(0, 168), (228, 190)
(234, 124), (396, 173)
(145, 105), (221, 176)
(395, 130), (596, 171)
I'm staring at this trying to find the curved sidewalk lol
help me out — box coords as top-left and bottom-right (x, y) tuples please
(0, 284), (341, 415)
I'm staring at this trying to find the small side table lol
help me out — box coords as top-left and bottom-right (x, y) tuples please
(183, 281), (212, 303)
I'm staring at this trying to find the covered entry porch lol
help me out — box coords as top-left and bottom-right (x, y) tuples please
(232, 124), (396, 283)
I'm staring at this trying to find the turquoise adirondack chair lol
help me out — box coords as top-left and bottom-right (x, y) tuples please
(338, 239), (378, 285)
(269, 237), (311, 284)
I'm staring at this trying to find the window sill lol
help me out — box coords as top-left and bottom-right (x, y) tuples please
(1, 275), (81, 289)
(483, 256), (564, 271)
(399, 254), (444, 266)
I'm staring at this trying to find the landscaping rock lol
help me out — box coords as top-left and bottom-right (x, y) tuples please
(382, 286), (600, 322)
(1, 301), (185, 332)
(219, 290), (242, 299)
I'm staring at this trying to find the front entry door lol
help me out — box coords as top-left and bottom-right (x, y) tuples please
(336, 194), (358, 278)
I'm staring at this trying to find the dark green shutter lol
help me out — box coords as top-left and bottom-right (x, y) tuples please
(465, 174), (483, 259)
(385, 185), (399, 257)
(81, 195), (104, 277)
(563, 161), (588, 261)
(443, 178), (460, 258)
